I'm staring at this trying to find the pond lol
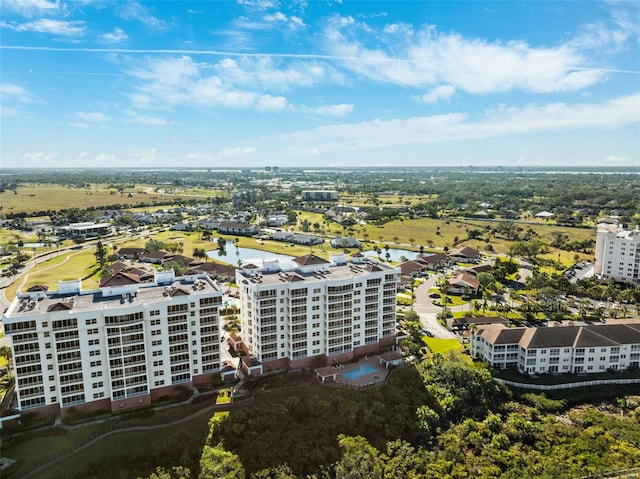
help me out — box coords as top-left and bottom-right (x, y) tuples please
(207, 240), (295, 266)
(361, 247), (430, 262)
(23, 243), (46, 248)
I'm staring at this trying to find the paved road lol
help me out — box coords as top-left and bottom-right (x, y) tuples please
(409, 277), (456, 339)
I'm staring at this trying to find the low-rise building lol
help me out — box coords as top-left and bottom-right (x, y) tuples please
(217, 221), (259, 237)
(302, 190), (338, 201)
(330, 237), (360, 249)
(471, 323), (640, 375)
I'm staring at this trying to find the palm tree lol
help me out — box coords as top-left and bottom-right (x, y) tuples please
(0, 345), (12, 375)
(437, 277), (450, 317)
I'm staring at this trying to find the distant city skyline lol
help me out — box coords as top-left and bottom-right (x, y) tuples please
(1, 1), (638, 168)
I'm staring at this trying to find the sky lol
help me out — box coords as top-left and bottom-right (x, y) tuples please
(1, 0), (639, 169)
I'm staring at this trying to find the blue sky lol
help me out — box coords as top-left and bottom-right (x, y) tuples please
(1, 0), (639, 169)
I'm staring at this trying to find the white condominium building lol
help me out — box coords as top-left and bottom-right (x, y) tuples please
(236, 253), (400, 371)
(472, 323), (640, 375)
(2, 271), (222, 417)
(594, 221), (640, 285)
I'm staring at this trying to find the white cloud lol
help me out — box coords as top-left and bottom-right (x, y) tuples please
(67, 122), (89, 128)
(263, 11), (306, 29)
(256, 95), (287, 111)
(237, 0), (276, 11)
(7, 18), (86, 36)
(307, 104), (354, 116)
(219, 146), (257, 158)
(2, 0), (61, 17)
(76, 112), (108, 122)
(214, 57), (343, 90)
(21, 151), (58, 162)
(100, 27), (128, 44)
(260, 94), (640, 155)
(418, 85), (456, 104)
(94, 153), (118, 163)
(119, 2), (167, 31)
(127, 56), (291, 112)
(321, 14), (611, 94)
(0, 83), (34, 103)
(126, 111), (168, 125)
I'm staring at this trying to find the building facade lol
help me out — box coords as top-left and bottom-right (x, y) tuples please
(472, 323), (640, 375)
(236, 254), (400, 371)
(594, 221), (640, 285)
(301, 190), (338, 201)
(2, 271), (222, 417)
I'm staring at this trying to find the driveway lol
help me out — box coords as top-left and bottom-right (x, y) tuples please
(409, 277), (456, 339)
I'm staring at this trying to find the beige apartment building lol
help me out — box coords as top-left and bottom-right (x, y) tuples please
(2, 271), (222, 418)
(235, 253), (400, 373)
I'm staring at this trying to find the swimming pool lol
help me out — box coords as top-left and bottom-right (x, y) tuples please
(341, 363), (378, 380)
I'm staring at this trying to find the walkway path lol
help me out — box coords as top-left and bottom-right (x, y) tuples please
(19, 392), (254, 479)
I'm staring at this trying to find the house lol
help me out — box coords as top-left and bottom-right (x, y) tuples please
(460, 263), (493, 277)
(289, 234), (323, 246)
(269, 231), (293, 242)
(535, 211), (554, 219)
(398, 260), (427, 289)
(448, 315), (510, 331)
(217, 221), (259, 237)
(185, 262), (237, 282)
(416, 253), (450, 270)
(472, 322), (640, 375)
(330, 237), (360, 249)
(449, 246), (481, 262)
(162, 254), (195, 267)
(264, 214), (289, 227)
(447, 273), (480, 295)
(117, 247), (145, 260)
(140, 250), (169, 264)
(170, 223), (191, 231)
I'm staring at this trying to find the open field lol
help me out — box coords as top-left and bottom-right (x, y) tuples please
(333, 216), (594, 257)
(0, 184), (201, 214)
(339, 193), (437, 207)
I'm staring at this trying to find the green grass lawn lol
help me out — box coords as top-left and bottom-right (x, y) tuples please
(422, 336), (461, 354)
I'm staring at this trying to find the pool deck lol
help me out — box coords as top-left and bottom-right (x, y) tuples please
(314, 356), (392, 387)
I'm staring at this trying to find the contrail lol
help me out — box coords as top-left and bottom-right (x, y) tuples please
(2, 45), (640, 74)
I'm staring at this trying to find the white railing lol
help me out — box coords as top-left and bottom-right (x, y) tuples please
(495, 377), (640, 390)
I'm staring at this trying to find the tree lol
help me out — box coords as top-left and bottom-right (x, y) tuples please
(139, 466), (192, 479)
(199, 444), (245, 479)
(0, 345), (12, 375)
(95, 240), (108, 268)
(145, 238), (167, 251)
(334, 435), (383, 479)
(417, 352), (506, 423)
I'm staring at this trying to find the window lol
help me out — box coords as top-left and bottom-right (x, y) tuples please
(86, 318), (97, 325)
